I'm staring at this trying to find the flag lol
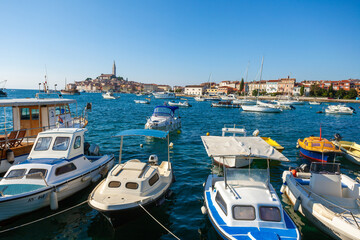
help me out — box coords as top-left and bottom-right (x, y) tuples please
(58, 115), (64, 124)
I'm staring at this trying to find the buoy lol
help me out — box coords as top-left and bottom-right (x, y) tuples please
(294, 197), (301, 212)
(177, 130), (181, 134)
(280, 184), (286, 194)
(291, 169), (297, 177)
(201, 206), (207, 215)
(206, 132), (210, 136)
(50, 191), (58, 210)
(203, 182), (205, 187)
(140, 144), (143, 148)
(169, 142), (174, 148)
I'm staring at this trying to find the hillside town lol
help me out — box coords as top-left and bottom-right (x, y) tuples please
(72, 62), (360, 98)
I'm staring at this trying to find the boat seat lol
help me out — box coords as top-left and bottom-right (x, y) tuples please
(3, 130), (18, 148)
(123, 161), (146, 171)
(11, 129), (26, 147)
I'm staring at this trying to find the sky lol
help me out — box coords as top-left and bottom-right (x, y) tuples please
(0, 0), (359, 89)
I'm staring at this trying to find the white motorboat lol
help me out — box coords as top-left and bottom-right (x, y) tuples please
(168, 99), (192, 107)
(325, 104), (355, 115)
(102, 92), (119, 100)
(281, 162), (360, 240)
(145, 106), (181, 131)
(88, 129), (174, 226)
(153, 92), (176, 99)
(309, 101), (321, 105)
(232, 99), (257, 105)
(194, 96), (205, 102)
(211, 101), (241, 108)
(242, 101), (282, 113)
(0, 96), (90, 174)
(274, 96), (304, 105)
(220, 94), (236, 101)
(134, 98), (150, 104)
(201, 135), (300, 240)
(0, 128), (115, 222)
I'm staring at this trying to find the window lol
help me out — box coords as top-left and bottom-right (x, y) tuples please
(55, 106), (60, 115)
(6, 169), (26, 179)
(65, 105), (70, 113)
(259, 206), (281, 222)
(55, 163), (77, 176)
(26, 169), (47, 179)
(312, 143), (321, 147)
(31, 109), (40, 120)
(20, 108), (30, 120)
(149, 173), (159, 186)
(53, 137), (70, 151)
(233, 205), (256, 220)
(74, 136), (81, 149)
(125, 182), (139, 189)
(34, 137), (52, 151)
(108, 181), (121, 188)
(215, 192), (227, 215)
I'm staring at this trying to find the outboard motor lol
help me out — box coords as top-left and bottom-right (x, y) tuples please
(290, 105), (296, 110)
(6, 149), (14, 164)
(334, 133), (342, 142)
(252, 129), (260, 136)
(296, 163), (309, 173)
(350, 106), (356, 113)
(89, 144), (100, 156)
(148, 155), (158, 165)
(84, 142), (90, 155)
(86, 102), (92, 112)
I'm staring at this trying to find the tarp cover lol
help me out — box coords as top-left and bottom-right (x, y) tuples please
(201, 136), (289, 161)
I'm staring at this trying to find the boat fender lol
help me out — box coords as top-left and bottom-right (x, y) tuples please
(57, 184), (68, 192)
(169, 142), (174, 148)
(280, 184), (286, 194)
(203, 182), (205, 187)
(92, 174), (101, 183)
(50, 191), (59, 210)
(6, 149), (14, 164)
(81, 175), (91, 182)
(201, 206), (207, 215)
(291, 169), (297, 177)
(252, 129), (260, 136)
(294, 196), (301, 212)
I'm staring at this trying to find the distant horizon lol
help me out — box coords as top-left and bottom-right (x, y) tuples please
(1, 0), (359, 89)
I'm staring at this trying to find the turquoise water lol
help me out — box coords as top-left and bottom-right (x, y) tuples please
(1, 89), (360, 239)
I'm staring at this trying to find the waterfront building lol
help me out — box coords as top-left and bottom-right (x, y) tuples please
(143, 84), (158, 93)
(266, 80), (280, 94)
(184, 85), (204, 95)
(278, 77), (296, 95)
(217, 86), (237, 95)
(206, 87), (218, 95)
(157, 85), (172, 92)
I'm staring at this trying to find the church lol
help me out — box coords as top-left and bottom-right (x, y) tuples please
(98, 61), (116, 81)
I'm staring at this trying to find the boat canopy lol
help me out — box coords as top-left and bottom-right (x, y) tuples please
(0, 98), (76, 107)
(155, 105), (179, 112)
(201, 136), (289, 161)
(114, 129), (169, 139)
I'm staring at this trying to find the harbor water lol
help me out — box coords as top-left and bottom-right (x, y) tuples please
(1, 89), (360, 240)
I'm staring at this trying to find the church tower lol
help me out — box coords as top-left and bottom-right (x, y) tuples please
(112, 61), (116, 77)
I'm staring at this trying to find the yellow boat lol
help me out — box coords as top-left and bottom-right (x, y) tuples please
(261, 137), (284, 152)
(333, 141), (360, 165)
(298, 136), (341, 162)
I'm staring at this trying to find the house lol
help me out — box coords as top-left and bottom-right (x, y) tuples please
(157, 85), (172, 92)
(143, 84), (158, 93)
(277, 77), (296, 95)
(217, 86), (237, 95)
(184, 85), (204, 95)
(266, 80), (280, 94)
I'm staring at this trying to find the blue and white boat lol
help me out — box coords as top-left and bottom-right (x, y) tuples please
(0, 128), (115, 222)
(145, 106), (181, 131)
(201, 135), (300, 240)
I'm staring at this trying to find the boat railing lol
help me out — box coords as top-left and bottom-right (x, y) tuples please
(294, 179), (360, 229)
(0, 171), (49, 187)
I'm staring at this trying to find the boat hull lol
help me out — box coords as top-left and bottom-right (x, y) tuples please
(242, 105), (282, 113)
(299, 147), (337, 162)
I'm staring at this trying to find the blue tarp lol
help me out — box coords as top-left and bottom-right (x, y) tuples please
(114, 129), (169, 138)
(155, 105), (179, 112)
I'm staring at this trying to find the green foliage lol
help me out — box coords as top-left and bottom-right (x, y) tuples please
(252, 89), (258, 96)
(344, 89), (358, 99)
(240, 78), (244, 92)
(310, 84), (325, 97)
(85, 78), (92, 81)
(300, 86), (305, 96)
(175, 89), (182, 93)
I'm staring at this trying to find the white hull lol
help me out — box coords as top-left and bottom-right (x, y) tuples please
(145, 120), (181, 131)
(309, 102), (321, 105)
(153, 93), (176, 99)
(232, 99), (256, 105)
(325, 109), (353, 115)
(134, 100), (149, 104)
(242, 105), (282, 113)
(282, 171), (360, 240)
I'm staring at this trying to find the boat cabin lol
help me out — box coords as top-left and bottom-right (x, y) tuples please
(300, 137), (337, 152)
(152, 106), (178, 118)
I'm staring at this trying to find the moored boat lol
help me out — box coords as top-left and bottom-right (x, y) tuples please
(333, 140), (360, 165)
(325, 104), (355, 115)
(211, 101), (240, 108)
(145, 106), (181, 131)
(168, 99), (191, 107)
(281, 162), (360, 240)
(241, 101), (282, 113)
(134, 98), (150, 104)
(0, 128), (115, 222)
(102, 92), (119, 99)
(297, 136), (341, 162)
(88, 129), (174, 226)
(153, 92), (176, 99)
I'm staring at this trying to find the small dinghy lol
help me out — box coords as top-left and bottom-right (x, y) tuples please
(168, 99), (191, 107)
(201, 135), (300, 240)
(0, 128), (115, 222)
(134, 98), (150, 104)
(282, 162), (360, 240)
(332, 134), (360, 165)
(88, 129), (174, 226)
(102, 92), (119, 99)
(325, 104), (355, 115)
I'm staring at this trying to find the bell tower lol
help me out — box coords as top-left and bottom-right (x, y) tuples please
(112, 61), (116, 77)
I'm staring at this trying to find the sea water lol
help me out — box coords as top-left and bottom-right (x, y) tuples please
(1, 89), (359, 240)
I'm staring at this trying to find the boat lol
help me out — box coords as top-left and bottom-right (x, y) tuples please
(0, 128), (115, 222)
(0, 80), (7, 97)
(0, 95), (90, 174)
(134, 98), (150, 104)
(201, 135), (300, 240)
(309, 101), (321, 105)
(211, 101), (241, 108)
(88, 129), (174, 226)
(232, 99), (256, 105)
(242, 101), (282, 113)
(102, 92), (119, 99)
(325, 104), (355, 115)
(274, 96), (304, 105)
(168, 99), (191, 107)
(153, 92), (176, 99)
(210, 125), (285, 167)
(194, 96), (205, 102)
(281, 162), (360, 240)
(145, 106), (181, 131)
(220, 94), (236, 101)
(297, 134), (342, 162)
(204, 96), (221, 101)
(332, 137), (360, 165)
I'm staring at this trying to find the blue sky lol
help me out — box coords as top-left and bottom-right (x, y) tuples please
(0, 0), (359, 89)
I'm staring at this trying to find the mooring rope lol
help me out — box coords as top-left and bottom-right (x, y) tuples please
(138, 203), (180, 240)
(0, 200), (88, 234)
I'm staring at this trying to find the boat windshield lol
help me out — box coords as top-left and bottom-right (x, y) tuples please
(226, 168), (269, 188)
(153, 107), (173, 117)
(310, 162), (340, 175)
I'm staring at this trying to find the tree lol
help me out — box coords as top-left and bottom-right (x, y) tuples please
(344, 89), (358, 99)
(240, 78), (244, 92)
(300, 85), (305, 96)
(85, 78), (92, 81)
(252, 89), (258, 96)
(335, 89), (346, 99)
